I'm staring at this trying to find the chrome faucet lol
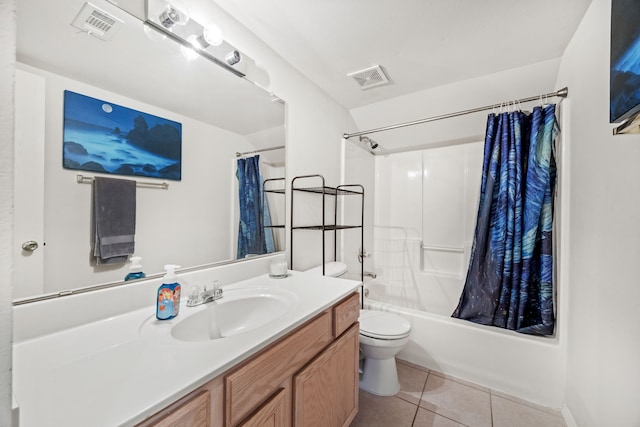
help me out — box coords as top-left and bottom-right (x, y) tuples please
(187, 281), (223, 307)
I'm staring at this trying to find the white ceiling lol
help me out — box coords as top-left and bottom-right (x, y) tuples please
(213, 0), (593, 110)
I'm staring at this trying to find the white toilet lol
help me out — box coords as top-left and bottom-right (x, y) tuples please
(306, 262), (412, 396)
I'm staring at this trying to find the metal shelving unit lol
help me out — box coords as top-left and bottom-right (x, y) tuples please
(290, 174), (364, 308)
(263, 177), (286, 230)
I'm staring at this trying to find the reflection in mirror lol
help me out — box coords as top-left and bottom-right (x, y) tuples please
(14, 0), (286, 302)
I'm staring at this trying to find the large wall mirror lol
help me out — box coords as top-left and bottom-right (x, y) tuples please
(14, 0), (286, 302)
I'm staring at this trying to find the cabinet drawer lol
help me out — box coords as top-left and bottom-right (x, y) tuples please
(333, 292), (360, 337)
(139, 390), (210, 427)
(225, 310), (333, 426)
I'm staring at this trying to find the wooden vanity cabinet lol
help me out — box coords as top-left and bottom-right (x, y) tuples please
(137, 292), (360, 427)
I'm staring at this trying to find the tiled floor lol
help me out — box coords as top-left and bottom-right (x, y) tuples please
(350, 360), (566, 427)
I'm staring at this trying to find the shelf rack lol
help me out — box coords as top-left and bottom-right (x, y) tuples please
(263, 177), (286, 230)
(290, 174), (364, 308)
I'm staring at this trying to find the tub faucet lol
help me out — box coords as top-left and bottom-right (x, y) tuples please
(364, 271), (377, 279)
(187, 281), (223, 307)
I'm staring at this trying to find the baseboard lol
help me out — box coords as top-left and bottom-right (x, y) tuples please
(562, 403), (578, 427)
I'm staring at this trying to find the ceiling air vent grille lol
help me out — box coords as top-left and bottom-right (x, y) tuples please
(347, 65), (390, 90)
(72, 2), (124, 41)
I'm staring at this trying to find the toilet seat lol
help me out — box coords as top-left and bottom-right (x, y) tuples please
(359, 310), (411, 340)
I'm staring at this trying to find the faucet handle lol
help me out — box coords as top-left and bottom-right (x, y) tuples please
(204, 281), (218, 292)
(187, 285), (202, 306)
(212, 280), (222, 295)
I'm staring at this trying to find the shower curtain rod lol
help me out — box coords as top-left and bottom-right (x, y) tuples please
(235, 145), (285, 158)
(342, 87), (568, 140)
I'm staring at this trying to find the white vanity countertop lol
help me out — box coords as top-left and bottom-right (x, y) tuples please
(12, 271), (360, 427)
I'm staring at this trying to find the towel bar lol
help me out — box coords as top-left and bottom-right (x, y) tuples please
(76, 174), (169, 189)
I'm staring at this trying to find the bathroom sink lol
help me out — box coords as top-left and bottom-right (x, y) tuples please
(170, 287), (295, 342)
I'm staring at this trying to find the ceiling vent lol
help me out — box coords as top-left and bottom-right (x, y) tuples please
(347, 65), (390, 90)
(72, 2), (124, 41)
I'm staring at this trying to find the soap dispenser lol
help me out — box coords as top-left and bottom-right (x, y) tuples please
(125, 256), (146, 281)
(156, 264), (181, 320)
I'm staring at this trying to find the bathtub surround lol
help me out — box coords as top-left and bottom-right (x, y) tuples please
(453, 105), (558, 336)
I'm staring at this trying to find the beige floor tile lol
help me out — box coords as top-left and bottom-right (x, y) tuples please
(492, 395), (566, 427)
(429, 370), (490, 392)
(350, 390), (418, 427)
(413, 408), (466, 427)
(419, 373), (492, 427)
(491, 389), (563, 416)
(396, 361), (429, 405)
(397, 358), (430, 373)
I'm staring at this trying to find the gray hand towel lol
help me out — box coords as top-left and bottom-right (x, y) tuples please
(93, 177), (136, 264)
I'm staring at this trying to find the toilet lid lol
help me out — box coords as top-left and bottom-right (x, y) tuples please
(305, 262), (348, 277)
(359, 310), (411, 339)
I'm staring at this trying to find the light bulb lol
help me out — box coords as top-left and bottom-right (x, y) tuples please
(181, 38), (200, 61)
(203, 25), (223, 47)
(187, 34), (205, 50)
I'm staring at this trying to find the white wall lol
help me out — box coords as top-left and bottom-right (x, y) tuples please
(556, 0), (640, 425)
(0, 1), (15, 425)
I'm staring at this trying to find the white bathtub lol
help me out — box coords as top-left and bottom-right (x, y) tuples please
(363, 275), (566, 409)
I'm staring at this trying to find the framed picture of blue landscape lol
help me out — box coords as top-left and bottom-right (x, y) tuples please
(610, 0), (640, 123)
(63, 90), (182, 180)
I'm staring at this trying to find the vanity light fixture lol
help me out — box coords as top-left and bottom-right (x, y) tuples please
(145, 0), (249, 77)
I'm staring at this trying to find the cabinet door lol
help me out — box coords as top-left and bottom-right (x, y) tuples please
(293, 324), (359, 427)
(240, 388), (288, 427)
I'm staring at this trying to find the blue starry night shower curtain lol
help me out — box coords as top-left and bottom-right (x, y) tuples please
(236, 155), (275, 259)
(452, 104), (558, 336)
